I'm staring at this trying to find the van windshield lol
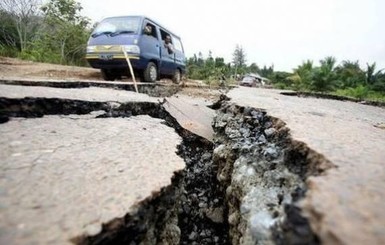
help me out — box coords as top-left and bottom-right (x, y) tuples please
(92, 16), (140, 37)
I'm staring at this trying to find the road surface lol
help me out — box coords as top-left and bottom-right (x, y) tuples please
(228, 87), (385, 244)
(1, 81), (385, 244)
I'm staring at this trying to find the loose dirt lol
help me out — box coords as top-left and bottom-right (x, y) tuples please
(0, 56), (221, 101)
(0, 56), (100, 80)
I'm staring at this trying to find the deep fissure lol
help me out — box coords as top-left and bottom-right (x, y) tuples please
(0, 96), (333, 244)
(0, 80), (181, 97)
(211, 101), (333, 244)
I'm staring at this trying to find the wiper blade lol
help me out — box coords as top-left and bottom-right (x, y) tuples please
(110, 30), (134, 37)
(91, 31), (113, 38)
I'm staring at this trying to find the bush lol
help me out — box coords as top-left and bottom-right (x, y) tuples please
(273, 82), (290, 90)
(0, 45), (19, 57)
(336, 85), (368, 100)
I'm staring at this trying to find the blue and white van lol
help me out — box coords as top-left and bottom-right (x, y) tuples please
(86, 16), (186, 83)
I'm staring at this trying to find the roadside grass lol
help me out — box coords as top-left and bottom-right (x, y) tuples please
(334, 87), (385, 102)
(271, 83), (385, 104)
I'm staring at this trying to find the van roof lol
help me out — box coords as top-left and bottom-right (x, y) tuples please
(102, 15), (181, 40)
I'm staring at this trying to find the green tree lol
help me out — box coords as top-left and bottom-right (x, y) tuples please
(206, 50), (215, 69)
(38, 0), (90, 65)
(288, 60), (313, 90)
(335, 60), (365, 88)
(270, 71), (292, 88)
(197, 51), (204, 67)
(214, 57), (226, 68)
(232, 44), (247, 75)
(365, 63), (385, 93)
(310, 56), (338, 92)
(371, 72), (385, 93)
(365, 62), (383, 85)
(248, 63), (260, 73)
(0, 0), (42, 52)
(0, 10), (19, 56)
(260, 65), (274, 78)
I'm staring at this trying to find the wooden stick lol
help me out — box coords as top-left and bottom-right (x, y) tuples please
(122, 47), (139, 93)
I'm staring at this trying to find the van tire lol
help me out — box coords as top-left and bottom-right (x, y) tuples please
(143, 62), (157, 82)
(172, 69), (181, 84)
(101, 69), (116, 81)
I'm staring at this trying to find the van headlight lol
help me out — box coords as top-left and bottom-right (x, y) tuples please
(121, 45), (140, 54)
(86, 46), (96, 53)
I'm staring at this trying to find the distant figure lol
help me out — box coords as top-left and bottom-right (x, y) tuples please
(164, 35), (174, 54)
(144, 24), (152, 35)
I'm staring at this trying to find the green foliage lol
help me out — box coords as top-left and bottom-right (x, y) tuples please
(370, 73), (385, 92)
(187, 51), (232, 83)
(336, 85), (369, 100)
(269, 71), (292, 89)
(335, 60), (365, 88)
(0, 43), (19, 57)
(335, 86), (385, 102)
(248, 63), (259, 73)
(288, 60), (313, 91)
(259, 65), (274, 78)
(0, 0), (42, 52)
(0, 10), (19, 50)
(38, 0), (90, 65)
(309, 56), (338, 92)
(0, 0), (90, 66)
(285, 57), (385, 100)
(232, 44), (247, 68)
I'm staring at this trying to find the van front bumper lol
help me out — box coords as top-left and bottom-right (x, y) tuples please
(86, 53), (146, 69)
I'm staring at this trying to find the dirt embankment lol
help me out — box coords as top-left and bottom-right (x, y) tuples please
(0, 56), (223, 100)
(0, 56), (101, 80)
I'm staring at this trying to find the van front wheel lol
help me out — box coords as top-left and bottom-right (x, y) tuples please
(143, 62), (157, 82)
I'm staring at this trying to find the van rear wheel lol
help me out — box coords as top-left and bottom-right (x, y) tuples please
(172, 69), (181, 84)
(143, 62), (157, 82)
(101, 69), (116, 81)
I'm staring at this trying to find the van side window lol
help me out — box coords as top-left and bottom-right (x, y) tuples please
(172, 37), (183, 52)
(160, 29), (174, 54)
(143, 23), (157, 38)
(160, 29), (172, 44)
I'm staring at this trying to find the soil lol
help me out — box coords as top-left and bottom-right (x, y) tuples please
(0, 56), (101, 80)
(0, 56), (221, 100)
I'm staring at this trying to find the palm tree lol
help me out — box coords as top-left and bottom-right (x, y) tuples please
(366, 62), (385, 93)
(365, 62), (384, 85)
(310, 56), (338, 92)
(288, 60), (313, 91)
(335, 60), (365, 88)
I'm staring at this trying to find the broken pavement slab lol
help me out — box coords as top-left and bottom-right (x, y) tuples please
(0, 84), (214, 142)
(164, 94), (215, 142)
(0, 78), (180, 97)
(0, 82), (221, 244)
(0, 84), (159, 103)
(0, 114), (185, 245)
(227, 87), (385, 244)
(0, 83), (199, 245)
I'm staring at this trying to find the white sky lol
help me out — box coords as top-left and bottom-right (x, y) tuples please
(78, 0), (385, 72)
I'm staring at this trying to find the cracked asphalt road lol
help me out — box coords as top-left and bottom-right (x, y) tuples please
(0, 115), (184, 245)
(228, 87), (385, 244)
(1, 81), (385, 244)
(0, 82), (216, 245)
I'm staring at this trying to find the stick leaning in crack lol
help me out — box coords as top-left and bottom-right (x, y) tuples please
(122, 46), (138, 93)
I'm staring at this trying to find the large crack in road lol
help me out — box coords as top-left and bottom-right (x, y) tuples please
(0, 79), (181, 97)
(0, 95), (334, 244)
